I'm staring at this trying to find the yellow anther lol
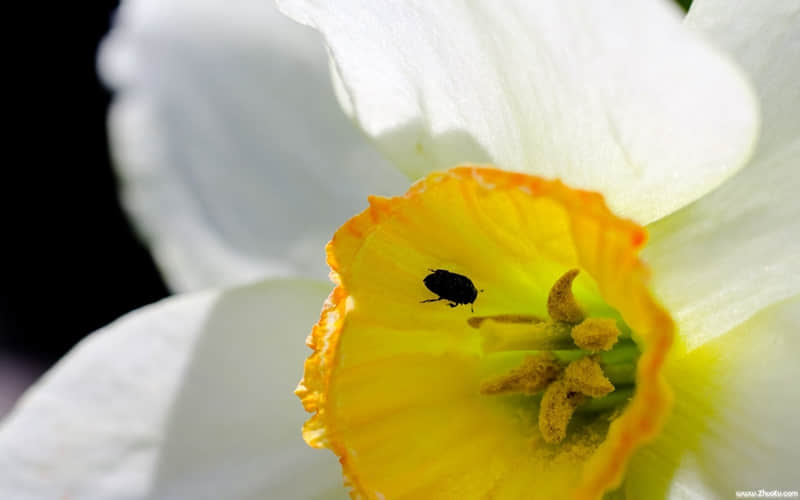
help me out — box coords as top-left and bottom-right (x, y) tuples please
(563, 356), (615, 398)
(480, 353), (562, 395)
(547, 269), (584, 324)
(538, 356), (615, 444)
(539, 379), (586, 444)
(571, 317), (621, 352)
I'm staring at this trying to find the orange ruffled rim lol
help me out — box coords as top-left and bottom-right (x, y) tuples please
(296, 166), (674, 499)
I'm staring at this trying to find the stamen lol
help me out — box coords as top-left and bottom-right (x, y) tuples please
(478, 320), (576, 352)
(476, 270), (640, 446)
(467, 314), (544, 328)
(547, 269), (584, 324)
(571, 317), (621, 352)
(539, 356), (615, 444)
(563, 356), (615, 398)
(479, 353), (562, 395)
(539, 379), (586, 444)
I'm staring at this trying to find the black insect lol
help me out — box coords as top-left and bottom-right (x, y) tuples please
(421, 269), (481, 312)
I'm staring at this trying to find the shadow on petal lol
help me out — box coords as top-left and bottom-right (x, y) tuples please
(373, 117), (493, 180)
(149, 280), (346, 500)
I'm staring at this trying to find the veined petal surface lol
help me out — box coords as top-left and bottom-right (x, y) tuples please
(0, 280), (345, 500)
(278, 0), (758, 224)
(645, 0), (800, 349)
(99, 0), (408, 292)
(624, 295), (800, 498)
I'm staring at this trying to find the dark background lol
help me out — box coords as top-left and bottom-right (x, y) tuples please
(0, 1), (694, 414)
(1, 3), (169, 412)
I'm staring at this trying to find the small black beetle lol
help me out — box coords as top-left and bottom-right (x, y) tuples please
(421, 269), (481, 312)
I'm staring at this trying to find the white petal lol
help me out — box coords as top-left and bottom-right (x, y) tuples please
(99, 0), (409, 292)
(0, 280), (346, 500)
(624, 295), (800, 497)
(644, 1), (800, 349)
(688, 0), (798, 162)
(278, 0), (759, 224)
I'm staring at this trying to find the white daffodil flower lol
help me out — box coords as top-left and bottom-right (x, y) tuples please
(0, 0), (797, 499)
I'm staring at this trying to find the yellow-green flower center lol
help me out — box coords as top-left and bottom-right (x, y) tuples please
(476, 269), (639, 444)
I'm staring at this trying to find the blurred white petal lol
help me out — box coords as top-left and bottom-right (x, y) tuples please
(0, 280), (345, 500)
(278, 0), (758, 224)
(99, 0), (408, 292)
(645, 0), (800, 349)
(624, 295), (800, 497)
(688, 0), (798, 159)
